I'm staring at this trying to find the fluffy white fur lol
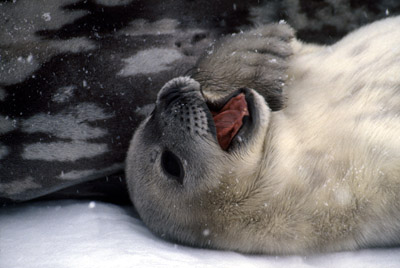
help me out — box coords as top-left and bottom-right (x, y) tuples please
(248, 16), (400, 253)
(126, 17), (400, 254)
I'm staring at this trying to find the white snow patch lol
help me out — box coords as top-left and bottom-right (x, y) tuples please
(120, 18), (178, 36)
(94, 0), (133, 6)
(48, 37), (96, 53)
(0, 52), (40, 85)
(17, 54), (34, 63)
(117, 48), (183, 76)
(59, 169), (102, 180)
(0, 115), (16, 134)
(52, 85), (76, 103)
(58, 163), (123, 180)
(22, 141), (108, 161)
(88, 201), (96, 209)
(22, 103), (113, 140)
(1, 200), (400, 268)
(202, 229), (210, 237)
(27, 53), (33, 63)
(0, 176), (41, 196)
(42, 12), (51, 22)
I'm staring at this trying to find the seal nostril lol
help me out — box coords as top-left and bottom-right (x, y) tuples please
(161, 150), (184, 185)
(162, 90), (181, 108)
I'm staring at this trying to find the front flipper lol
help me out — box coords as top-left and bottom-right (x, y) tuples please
(192, 23), (294, 111)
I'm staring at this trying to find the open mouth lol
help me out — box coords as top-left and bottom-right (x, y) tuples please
(205, 89), (255, 151)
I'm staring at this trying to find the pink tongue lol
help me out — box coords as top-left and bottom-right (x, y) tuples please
(212, 93), (249, 150)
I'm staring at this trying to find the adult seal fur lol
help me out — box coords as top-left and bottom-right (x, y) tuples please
(126, 17), (400, 254)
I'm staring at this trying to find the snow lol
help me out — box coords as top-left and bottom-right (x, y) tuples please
(1, 200), (399, 268)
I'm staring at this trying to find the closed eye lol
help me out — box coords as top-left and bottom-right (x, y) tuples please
(161, 150), (184, 185)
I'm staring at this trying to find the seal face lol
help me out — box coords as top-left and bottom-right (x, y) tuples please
(126, 76), (272, 248)
(126, 17), (400, 254)
(153, 76), (267, 153)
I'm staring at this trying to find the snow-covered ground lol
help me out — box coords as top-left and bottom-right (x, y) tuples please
(1, 200), (399, 268)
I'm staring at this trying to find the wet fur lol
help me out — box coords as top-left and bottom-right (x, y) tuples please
(126, 17), (400, 254)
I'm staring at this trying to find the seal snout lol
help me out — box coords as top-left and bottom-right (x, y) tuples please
(155, 76), (212, 139)
(157, 76), (201, 105)
(155, 77), (259, 151)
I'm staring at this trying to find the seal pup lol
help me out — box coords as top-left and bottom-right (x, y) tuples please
(126, 17), (400, 254)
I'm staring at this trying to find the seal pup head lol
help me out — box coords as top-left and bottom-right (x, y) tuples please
(126, 76), (272, 250)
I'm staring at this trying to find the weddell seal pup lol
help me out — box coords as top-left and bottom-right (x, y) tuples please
(125, 16), (400, 254)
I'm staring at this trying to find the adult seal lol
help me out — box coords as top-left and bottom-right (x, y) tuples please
(126, 17), (400, 254)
